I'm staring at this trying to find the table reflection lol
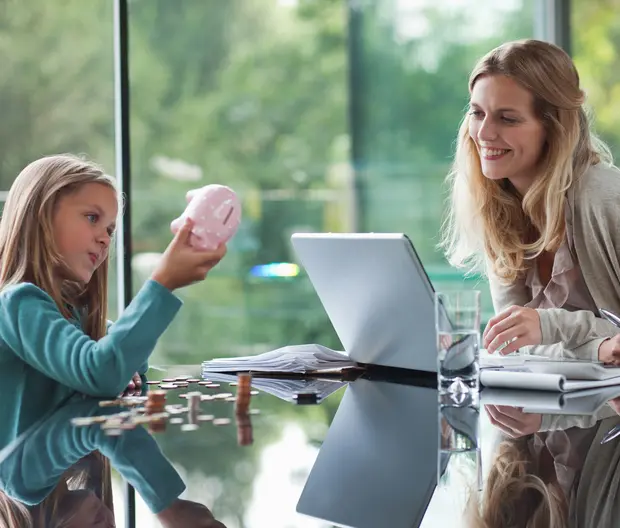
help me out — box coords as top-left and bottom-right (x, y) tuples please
(4, 368), (620, 527)
(473, 392), (620, 528)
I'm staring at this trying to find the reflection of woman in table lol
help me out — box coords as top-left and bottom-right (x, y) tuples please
(469, 404), (619, 527)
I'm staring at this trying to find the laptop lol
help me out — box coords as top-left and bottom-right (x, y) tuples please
(290, 233), (437, 373)
(296, 378), (444, 527)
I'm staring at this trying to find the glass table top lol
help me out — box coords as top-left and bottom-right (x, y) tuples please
(1, 363), (619, 527)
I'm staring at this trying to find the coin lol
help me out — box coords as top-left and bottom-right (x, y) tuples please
(205, 383), (220, 389)
(104, 429), (122, 436)
(198, 381), (211, 386)
(225, 397), (236, 402)
(198, 414), (214, 421)
(146, 381), (160, 385)
(165, 405), (187, 414)
(181, 423), (200, 432)
(71, 417), (98, 426)
(162, 378), (176, 382)
(214, 393), (233, 400)
(175, 376), (191, 381)
(213, 418), (231, 426)
(250, 390), (259, 396)
(98, 400), (121, 407)
(170, 418), (184, 425)
(159, 383), (178, 389)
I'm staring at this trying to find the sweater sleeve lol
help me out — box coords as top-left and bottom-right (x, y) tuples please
(0, 280), (181, 397)
(488, 270), (612, 360)
(106, 319), (149, 376)
(539, 405), (618, 432)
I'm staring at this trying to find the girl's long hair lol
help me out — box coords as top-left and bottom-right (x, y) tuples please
(0, 153), (118, 339)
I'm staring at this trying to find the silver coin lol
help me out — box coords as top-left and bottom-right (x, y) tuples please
(181, 423), (200, 432)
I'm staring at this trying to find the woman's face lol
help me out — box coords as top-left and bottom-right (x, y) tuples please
(468, 74), (547, 195)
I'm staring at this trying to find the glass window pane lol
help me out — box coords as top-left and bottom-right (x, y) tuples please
(129, 0), (347, 366)
(572, 0), (620, 158)
(352, 0), (537, 323)
(0, 0), (120, 519)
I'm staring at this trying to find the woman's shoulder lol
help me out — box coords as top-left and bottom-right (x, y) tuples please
(573, 163), (620, 202)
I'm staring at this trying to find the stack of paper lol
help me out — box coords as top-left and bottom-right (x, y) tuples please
(203, 371), (348, 403)
(202, 344), (357, 374)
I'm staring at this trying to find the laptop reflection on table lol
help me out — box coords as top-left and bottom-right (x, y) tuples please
(296, 378), (444, 528)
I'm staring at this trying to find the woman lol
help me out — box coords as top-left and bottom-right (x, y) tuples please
(441, 39), (620, 363)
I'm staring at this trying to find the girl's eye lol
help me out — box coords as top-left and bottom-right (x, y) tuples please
(469, 110), (483, 118)
(107, 227), (115, 237)
(86, 213), (98, 224)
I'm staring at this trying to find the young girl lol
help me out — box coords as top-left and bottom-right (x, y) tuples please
(441, 39), (620, 362)
(0, 153), (226, 436)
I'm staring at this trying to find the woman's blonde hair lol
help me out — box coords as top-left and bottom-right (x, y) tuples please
(467, 439), (567, 528)
(441, 39), (613, 282)
(0, 154), (118, 339)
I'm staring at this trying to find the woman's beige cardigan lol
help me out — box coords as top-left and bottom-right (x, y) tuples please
(488, 163), (620, 360)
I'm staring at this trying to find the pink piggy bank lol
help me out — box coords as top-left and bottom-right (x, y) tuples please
(170, 184), (241, 250)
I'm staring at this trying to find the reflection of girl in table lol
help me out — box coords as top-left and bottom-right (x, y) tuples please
(0, 452), (115, 528)
(0, 397), (226, 528)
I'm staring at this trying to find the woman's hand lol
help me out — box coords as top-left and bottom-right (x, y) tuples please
(598, 336), (620, 365)
(483, 305), (542, 354)
(485, 405), (542, 438)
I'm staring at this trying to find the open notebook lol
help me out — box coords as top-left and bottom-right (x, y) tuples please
(202, 344), (357, 374)
(480, 354), (620, 392)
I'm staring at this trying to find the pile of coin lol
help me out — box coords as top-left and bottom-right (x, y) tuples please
(145, 390), (167, 433)
(235, 373), (252, 414)
(235, 411), (253, 446)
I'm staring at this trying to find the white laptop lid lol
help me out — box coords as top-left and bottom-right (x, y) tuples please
(290, 233), (436, 373)
(296, 378), (441, 527)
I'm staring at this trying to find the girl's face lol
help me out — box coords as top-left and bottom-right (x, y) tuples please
(468, 74), (547, 195)
(52, 183), (118, 284)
